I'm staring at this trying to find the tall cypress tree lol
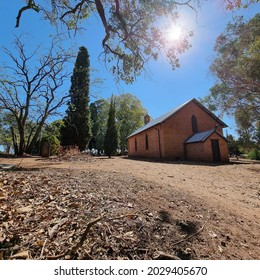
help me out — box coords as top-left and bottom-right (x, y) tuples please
(61, 46), (92, 151)
(104, 95), (118, 158)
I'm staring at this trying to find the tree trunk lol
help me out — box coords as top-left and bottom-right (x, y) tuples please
(26, 122), (45, 154)
(11, 127), (19, 156)
(5, 145), (11, 154)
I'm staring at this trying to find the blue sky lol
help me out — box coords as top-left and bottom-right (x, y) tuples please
(0, 1), (259, 137)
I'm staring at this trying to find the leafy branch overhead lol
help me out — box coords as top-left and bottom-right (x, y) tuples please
(203, 14), (260, 120)
(15, 0), (200, 83)
(224, 0), (260, 9)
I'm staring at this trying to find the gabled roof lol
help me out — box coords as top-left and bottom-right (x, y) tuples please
(127, 98), (228, 138)
(185, 129), (228, 144)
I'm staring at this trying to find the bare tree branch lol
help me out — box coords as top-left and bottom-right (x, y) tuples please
(0, 34), (74, 155)
(15, 0), (40, 28)
(14, 0), (200, 83)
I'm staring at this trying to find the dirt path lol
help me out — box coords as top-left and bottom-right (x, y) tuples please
(89, 157), (260, 219)
(0, 156), (259, 259)
(7, 156), (258, 221)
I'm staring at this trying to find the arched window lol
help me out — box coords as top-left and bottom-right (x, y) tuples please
(191, 115), (198, 133)
(145, 134), (149, 150)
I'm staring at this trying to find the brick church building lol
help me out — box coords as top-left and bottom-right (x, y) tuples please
(127, 98), (229, 162)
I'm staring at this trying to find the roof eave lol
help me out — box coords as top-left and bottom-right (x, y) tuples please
(185, 129), (228, 144)
(127, 98), (228, 139)
(127, 99), (195, 138)
(193, 99), (228, 128)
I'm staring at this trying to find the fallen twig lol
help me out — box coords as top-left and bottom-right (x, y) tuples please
(106, 213), (138, 221)
(46, 212), (139, 260)
(71, 216), (105, 252)
(153, 251), (181, 260)
(17, 157), (24, 168)
(39, 239), (47, 259)
(47, 215), (104, 260)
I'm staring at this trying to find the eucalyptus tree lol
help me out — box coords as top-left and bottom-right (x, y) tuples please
(0, 111), (14, 154)
(0, 35), (74, 155)
(224, 0), (259, 9)
(90, 93), (147, 152)
(89, 99), (109, 152)
(14, 0), (199, 83)
(202, 14), (260, 121)
(16, 1), (258, 83)
(201, 14), (260, 151)
(115, 93), (147, 151)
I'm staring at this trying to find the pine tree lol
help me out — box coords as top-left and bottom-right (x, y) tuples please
(61, 46), (92, 151)
(104, 95), (118, 158)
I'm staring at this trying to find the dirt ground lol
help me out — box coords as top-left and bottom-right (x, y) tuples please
(0, 154), (259, 260)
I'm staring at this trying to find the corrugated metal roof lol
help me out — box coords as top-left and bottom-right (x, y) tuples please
(127, 110), (175, 138)
(185, 129), (215, 143)
(127, 98), (228, 139)
(127, 99), (193, 138)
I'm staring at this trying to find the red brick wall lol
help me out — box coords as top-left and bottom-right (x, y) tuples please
(162, 101), (225, 160)
(128, 100), (229, 161)
(185, 142), (205, 161)
(128, 124), (162, 158)
(186, 133), (229, 162)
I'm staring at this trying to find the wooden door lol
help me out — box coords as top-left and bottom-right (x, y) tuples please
(211, 139), (221, 161)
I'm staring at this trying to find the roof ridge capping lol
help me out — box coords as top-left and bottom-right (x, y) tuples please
(127, 98), (228, 138)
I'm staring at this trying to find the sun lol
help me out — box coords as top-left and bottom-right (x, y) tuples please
(167, 26), (182, 42)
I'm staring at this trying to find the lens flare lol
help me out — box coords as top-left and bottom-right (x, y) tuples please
(167, 26), (182, 41)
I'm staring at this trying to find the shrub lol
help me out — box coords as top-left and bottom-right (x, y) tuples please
(246, 148), (260, 160)
(41, 135), (60, 156)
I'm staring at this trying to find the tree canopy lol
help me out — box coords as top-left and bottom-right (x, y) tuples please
(0, 35), (74, 155)
(14, 1), (260, 83)
(224, 0), (259, 9)
(89, 99), (110, 152)
(61, 46), (92, 151)
(115, 93), (147, 151)
(104, 95), (118, 157)
(14, 0), (200, 83)
(202, 13), (260, 121)
(0, 111), (13, 154)
(90, 93), (147, 153)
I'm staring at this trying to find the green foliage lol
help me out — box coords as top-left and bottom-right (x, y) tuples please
(41, 135), (60, 156)
(0, 132), (12, 154)
(31, 120), (64, 155)
(254, 121), (260, 144)
(104, 96), (119, 158)
(226, 134), (241, 155)
(115, 93), (147, 151)
(201, 14), (260, 153)
(203, 14), (260, 120)
(234, 109), (257, 148)
(15, 0), (196, 83)
(61, 46), (92, 151)
(246, 147), (260, 160)
(89, 99), (109, 152)
(90, 94), (147, 153)
(0, 111), (12, 153)
(44, 120), (64, 141)
(224, 0), (260, 10)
